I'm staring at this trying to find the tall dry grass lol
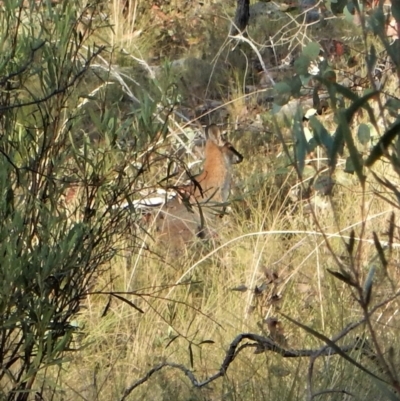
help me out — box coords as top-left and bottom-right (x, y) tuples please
(28, 0), (400, 400)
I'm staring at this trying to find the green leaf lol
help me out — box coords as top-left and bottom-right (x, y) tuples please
(188, 343), (194, 368)
(309, 116), (333, 153)
(275, 78), (302, 105)
(373, 231), (387, 269)
(111, 294), (144, 314)
(332, 92), (377, 180)
(315, 77), (378, 126)
(88, 107), (104, 135)
(357, 123), (371, 145)
(374, 380), (400, 401)
(275, 82), (292, 94)
(392, 1), (400, 23)
(300, 74), (313, 86)
(338, 109), (365, 185)
(385, 97), (400, 117)
(330, 126), (345, 171)
(344, 4), (355, 23)
(365, 119), (400, 166)
(303, 42), (320, 60)
(327, 269), (357, 286)
(165, 335), (179, 349)
(272, 103), (283, 114)
(366, 45), (377, 75)
(344, 90), (379, 125)
(344, 155), (355, 174)
(274, 93), (291, 106)
(289, 75), (302, 97)
(369, 7), (386, 36)
(323, 69), (337, 83)
(363, 265), (376, 307)
(330, 0), (348, 14)
(293, 109), (307, 176)
(347, 229), (355, 255)
(294, 54), (311, 75)
(53, 331), (73, 354)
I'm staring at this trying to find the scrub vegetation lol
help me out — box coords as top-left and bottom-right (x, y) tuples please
(1, 0), (400, 400)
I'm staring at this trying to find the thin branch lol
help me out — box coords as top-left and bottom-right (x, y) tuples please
(229, 33), (275, 86)
(312, 389), (354, 399)
(0, 46), (105, 112)
(119, 333), (373, 401)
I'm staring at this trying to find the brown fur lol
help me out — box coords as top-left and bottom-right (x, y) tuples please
(154, 125), (243, 251)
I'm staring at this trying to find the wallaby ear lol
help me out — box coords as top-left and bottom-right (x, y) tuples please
(205, 124), (224, 146)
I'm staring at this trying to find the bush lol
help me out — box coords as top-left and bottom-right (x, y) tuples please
(0, 1), (171, 398)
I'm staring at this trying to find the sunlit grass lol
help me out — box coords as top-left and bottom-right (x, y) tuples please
(16, 0), (400, 400)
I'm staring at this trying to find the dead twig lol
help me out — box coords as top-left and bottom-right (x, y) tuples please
(120, 332), (377, 401)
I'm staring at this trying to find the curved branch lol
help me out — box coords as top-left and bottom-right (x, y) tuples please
(119, 333), (369, 401)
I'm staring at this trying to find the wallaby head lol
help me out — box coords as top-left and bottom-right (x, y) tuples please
(222, 141), (244, 166)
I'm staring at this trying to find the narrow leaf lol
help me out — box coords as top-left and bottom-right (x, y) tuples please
(347, 229), (355, 255)
(280, 313), (387, 383)
(316, 77), (379, 128)
(366, 119), (400, 166)
(112, 294), (144, 313)
(358, 124), (371, 145)
(101, 297), (112, 318)
(188, 343), (194, 368)
(327, 269), (357, 287)
(275, 82), (292, 94)
(165, 335), (179, 349)
(293, 109), (307, 176)
(338, 111), (365, 185)
(363, 265), (376, 308)
(198, 340), (215, 346)
(343, 90), (379, 126)
(373, 231), (387, 269)
(388, 212), (395, 254)
(309, 116), (333, 153)
(366, 45), (377, 75)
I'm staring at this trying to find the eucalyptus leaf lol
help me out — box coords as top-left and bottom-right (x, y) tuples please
(343, 4), (355, 23)
(294, 54), (311, 75)
(303, 42), (320, 60)
(344, 156), (355, 174)
(275, 82), (292, 94)
(293, 109), (307, 176)
(366, 45), (377, 74)
(366, 119), (400, 166)
(357, 123), (371, 145)
(363, 265), (376, 307)
(309, 116), (333, 153)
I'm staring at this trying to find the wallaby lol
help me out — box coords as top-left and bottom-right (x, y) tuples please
(154, 124), (243, 250)
(181, 124), (243, 204)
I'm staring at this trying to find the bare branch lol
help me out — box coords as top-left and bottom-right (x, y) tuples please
(120, 333), (372, 401)
(312, 389), (355, 399)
